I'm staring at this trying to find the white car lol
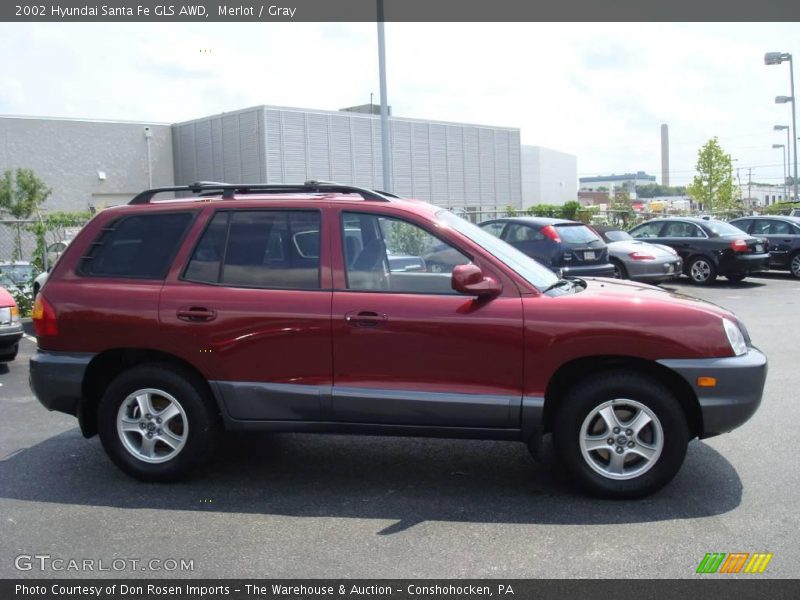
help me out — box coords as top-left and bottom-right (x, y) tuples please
(33, 239), (73, 296)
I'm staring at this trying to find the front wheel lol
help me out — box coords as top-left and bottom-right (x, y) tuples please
(687, 256), (717, 285)
(552, 371), (689, 498)
(98, 364), (221, 482)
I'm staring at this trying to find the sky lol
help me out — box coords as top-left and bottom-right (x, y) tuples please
(0, 22), (797, 188)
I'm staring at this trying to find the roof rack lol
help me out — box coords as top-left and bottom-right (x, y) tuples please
(129, 180), (394, 205)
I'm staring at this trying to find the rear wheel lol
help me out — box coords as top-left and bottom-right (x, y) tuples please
(552, 371), (689, 498)
(688, 256), (717, 285)
(610, 259), (628, 279)
(98, 364), (221, 482)
(790, 251), (800, 279)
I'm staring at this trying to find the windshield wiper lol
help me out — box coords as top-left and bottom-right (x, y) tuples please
(541, 278), (573, 294)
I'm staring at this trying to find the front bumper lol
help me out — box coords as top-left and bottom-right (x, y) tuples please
(657, 347), (767, 438)
(0, 322), (23, 349)
(29, 350), (94, 416)
(628, 258), (683, 282)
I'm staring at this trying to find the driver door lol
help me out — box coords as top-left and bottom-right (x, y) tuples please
(330, 209), (524, 428)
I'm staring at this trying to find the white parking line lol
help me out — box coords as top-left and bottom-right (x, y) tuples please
(22, 334), (36, 343)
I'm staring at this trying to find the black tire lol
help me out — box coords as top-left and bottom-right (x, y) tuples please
(610, 259), (628, 280)
(97, 363), (221, 482)
(726, 274), (746, 283)
(687, 256), (717, 285)
(552, 370), (689, 499)
(0, 343), (18, 362)
(790, 251), (800, 279)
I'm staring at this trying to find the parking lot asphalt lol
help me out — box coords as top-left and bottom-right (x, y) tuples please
(1, 272), (798, 579)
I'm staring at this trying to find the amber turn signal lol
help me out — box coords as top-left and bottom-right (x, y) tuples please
(697, 376), (717, 388)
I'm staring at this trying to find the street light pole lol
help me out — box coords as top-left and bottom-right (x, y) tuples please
(774, 125), (791, 198)
(773, 144), (787, 202)
(765, 52), (798, 201)
(377, 0), (392, 192)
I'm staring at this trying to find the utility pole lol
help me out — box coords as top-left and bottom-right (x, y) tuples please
(377, 0), (392, 192)
(747, 168), (753, 208)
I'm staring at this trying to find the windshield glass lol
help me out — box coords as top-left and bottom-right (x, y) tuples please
(436, 210), (558, 290)
(708, 221), (749, 237)
(604, 230), (632, 242)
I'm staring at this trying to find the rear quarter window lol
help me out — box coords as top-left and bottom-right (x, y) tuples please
(79, 212), (194, 279)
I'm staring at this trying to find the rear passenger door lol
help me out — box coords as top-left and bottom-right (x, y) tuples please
(159, 208), (332, 422)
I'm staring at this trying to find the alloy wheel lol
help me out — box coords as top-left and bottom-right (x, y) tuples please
(690, 259), (712, 283)
(116, 388), (188, 464)
(579, 399), (664, 481)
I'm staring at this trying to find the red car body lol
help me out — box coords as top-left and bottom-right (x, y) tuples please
(29, 187), (767, 496)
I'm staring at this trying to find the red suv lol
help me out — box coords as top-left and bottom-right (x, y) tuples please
(30, 182), (767, 498)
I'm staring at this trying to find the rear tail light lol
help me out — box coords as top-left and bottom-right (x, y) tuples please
(730, 239), (748, 253)
(628, 251), (656, 261)
(32, 294), (58, 337)
(540, 225), (561, 242)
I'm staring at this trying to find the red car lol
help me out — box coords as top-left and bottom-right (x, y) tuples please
(30, 182), (767, 498)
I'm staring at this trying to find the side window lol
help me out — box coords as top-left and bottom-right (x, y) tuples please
(630, 222), (665, 238)
(80, 212), (194, 279)
(731, 219), (753, 233)
(663, 221), (703, 238)
(752, 220), (773, 236)
(184, 210), (321, 290)
(768, 220), (791, 235)
(505, 224), (544, 242)
(342, 212), (470, 294)
(479, 221), (506, 238)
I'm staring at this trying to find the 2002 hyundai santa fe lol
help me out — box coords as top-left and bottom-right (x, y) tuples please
(30, 182), (767, 498)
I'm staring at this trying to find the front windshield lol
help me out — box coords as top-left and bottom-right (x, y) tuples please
(436, 210), (559, 290)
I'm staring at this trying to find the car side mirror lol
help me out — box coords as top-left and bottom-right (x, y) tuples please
(451, 264), (502, 298)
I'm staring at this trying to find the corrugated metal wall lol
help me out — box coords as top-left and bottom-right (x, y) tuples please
(173, 106), (522, 208)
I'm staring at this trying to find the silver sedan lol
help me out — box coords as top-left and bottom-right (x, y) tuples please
(597, 229), (682, 282)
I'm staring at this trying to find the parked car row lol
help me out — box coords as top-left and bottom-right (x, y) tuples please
(474, 214), (799, 286)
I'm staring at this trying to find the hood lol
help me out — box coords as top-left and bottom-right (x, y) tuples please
(577, 277), (734, 320)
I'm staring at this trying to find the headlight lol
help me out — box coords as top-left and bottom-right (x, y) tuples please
(722, 318), (747, 356)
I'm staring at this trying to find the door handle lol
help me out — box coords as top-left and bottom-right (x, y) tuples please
(177, 306), (217, 322)
(345, 310), (388, 328)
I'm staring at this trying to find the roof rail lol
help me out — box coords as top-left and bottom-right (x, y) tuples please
(129, 180), (393, 205)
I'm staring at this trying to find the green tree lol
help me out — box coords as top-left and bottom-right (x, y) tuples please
(503, 204), (518, 217)
(609, 189), (635, 227)
(560, 201), (581, 220)
(387, 221), (429, 256)
(686, 138), (739, 212)
(0, 169), (51, 260)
